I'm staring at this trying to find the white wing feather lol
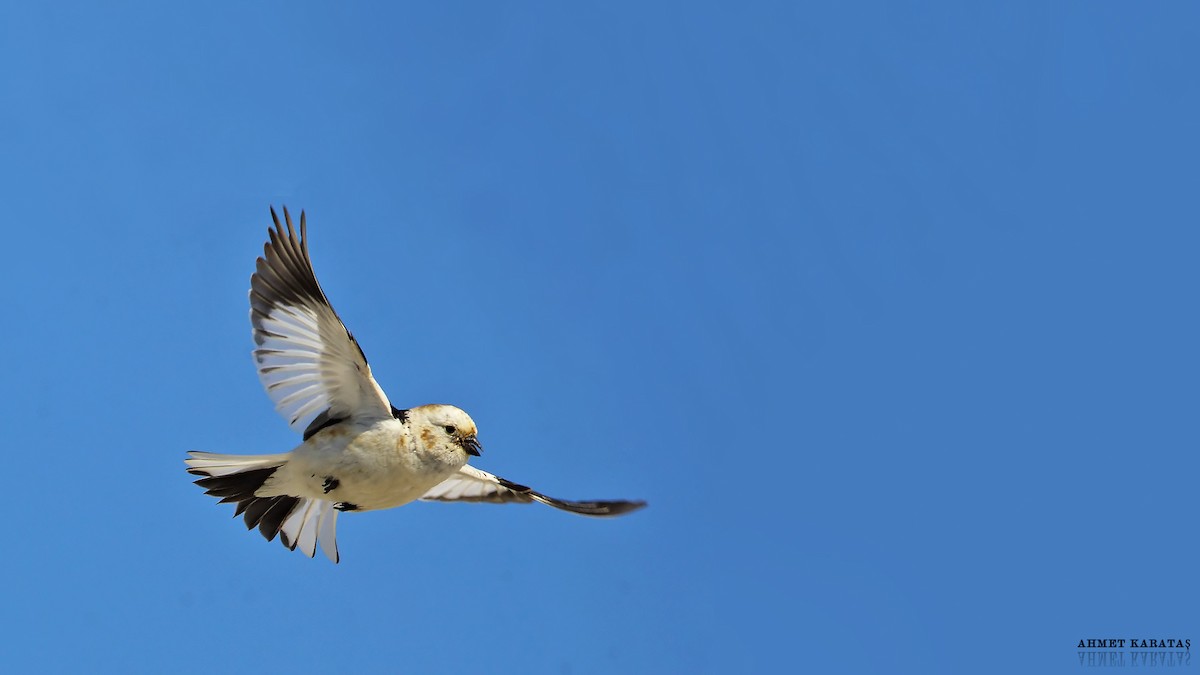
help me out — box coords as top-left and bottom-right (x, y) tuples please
(249, 207), (392, 435)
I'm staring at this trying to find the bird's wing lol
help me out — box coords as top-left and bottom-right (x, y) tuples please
(420, 464), (646, 517)
(250, 207), (393, 435)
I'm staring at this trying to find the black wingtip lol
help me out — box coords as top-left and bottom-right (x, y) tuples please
(533, 491), (648, 517)
(568, 498), (648, 517)
(599, 499), (648, 516)
(493, 477), (645, 517)
(269, 205), (285, 236)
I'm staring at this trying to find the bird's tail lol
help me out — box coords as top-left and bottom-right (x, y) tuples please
(185, 451), (340, 562)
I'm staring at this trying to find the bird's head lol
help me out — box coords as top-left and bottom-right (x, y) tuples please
(409, 404), (482, 457)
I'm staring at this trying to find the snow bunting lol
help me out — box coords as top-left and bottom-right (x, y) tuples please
(186, 207), (645, 562)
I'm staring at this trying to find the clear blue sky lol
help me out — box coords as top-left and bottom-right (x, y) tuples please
(1, 2), (1196, 673)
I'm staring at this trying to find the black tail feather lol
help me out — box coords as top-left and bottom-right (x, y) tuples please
(191, 466), (300, 543)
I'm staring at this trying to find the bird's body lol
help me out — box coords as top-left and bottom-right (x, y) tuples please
(268, 409), (469, 512)
(187, 207), (644, 562)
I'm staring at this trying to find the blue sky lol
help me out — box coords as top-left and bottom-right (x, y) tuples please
(1, 2), (1197, 673)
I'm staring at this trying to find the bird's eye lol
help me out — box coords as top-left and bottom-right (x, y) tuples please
(443, 425), (456, 435)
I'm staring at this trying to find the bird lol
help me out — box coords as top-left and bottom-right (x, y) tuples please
(186, 206), (646, 562)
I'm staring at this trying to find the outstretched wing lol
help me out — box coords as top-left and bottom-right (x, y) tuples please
(250, 206), (392, 435)
(421, 465), (646, 517)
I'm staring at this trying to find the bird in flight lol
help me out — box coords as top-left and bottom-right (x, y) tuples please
(186, 207), (645, 562)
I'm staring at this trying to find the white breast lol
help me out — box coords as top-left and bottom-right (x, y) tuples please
(269, 418), (466, 511)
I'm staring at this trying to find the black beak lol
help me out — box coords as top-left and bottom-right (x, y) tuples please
(462, 436), (482, 457)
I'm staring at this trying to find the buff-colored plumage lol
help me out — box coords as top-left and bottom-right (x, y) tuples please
(186, 207), (644, 562)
